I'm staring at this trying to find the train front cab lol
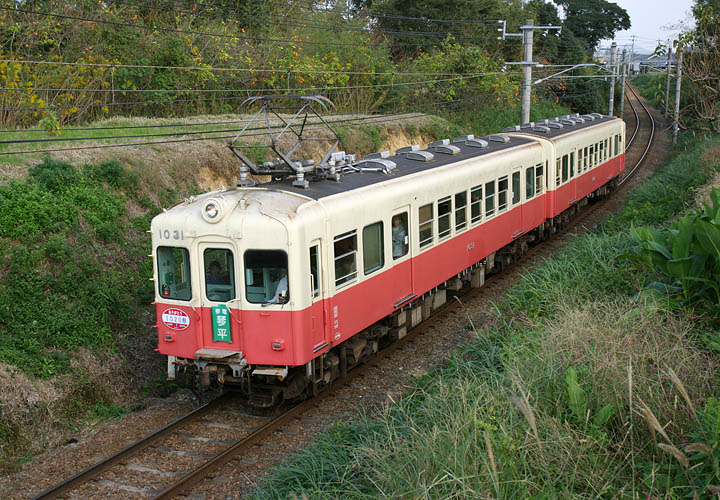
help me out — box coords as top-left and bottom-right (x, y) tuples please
(152, 190), (328, 396)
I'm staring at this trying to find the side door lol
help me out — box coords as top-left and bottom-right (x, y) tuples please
(198, 242), (241, 352)
(390, 206), (413, 307)
(307, 240), (327, 351)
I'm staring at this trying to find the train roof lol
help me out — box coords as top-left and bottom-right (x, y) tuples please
(268, 134), (536, 201)
(259, 114), (619, 202)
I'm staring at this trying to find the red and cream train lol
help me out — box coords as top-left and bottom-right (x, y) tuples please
(151, 112), (625, 405)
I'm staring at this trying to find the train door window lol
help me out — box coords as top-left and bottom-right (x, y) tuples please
(484, 181), (495, 218)
(204, 248), (235, 302)
(526, 166), (535, 199)
(535, 163), (543, 195)
(570, 151), (575, 177)
(512, 171), (521, 205)
(470, 186), (482, 224)
(555, 158), (561, 185)
(334, 231), (357, 288)
(438, 197), (452, 239)
(455, 191), (467, 232)
(418, 203), (434, 248)
(497, 177), (508, 212)
(546, 161), (549, 189)
(309, 245), (320, 299)
(615, 134), (620, 155)
(392, 212), (409, 260)
(362, 222), (384, 276)
(562, 154), (569, 183)
(244, 250), (289, 304)
(157, 247), (192, 301)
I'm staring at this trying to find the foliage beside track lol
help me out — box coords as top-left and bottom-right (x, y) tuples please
(250, 134), (720, 499)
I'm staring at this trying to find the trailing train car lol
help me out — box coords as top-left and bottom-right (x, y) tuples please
(151, 112), (625, 406)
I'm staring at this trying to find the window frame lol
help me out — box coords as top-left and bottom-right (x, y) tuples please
(243, 249), (289, 304)
(418, 203), (434, 249)
(203, 247), (236, 303)
(535, 163), (543, 195)
(362, 221), (384, 276)
(470, 186), (482, 224)
(157, 246), (192, 301)
(526, 166), (535, 199)
(497, 176), (509, 213)
(333, 231), (358, 288)
(455, 191), (467, 232)
(484, 180), (495, 218)
(512, 171), (521, 205)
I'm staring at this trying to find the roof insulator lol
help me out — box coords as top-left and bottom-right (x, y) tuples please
(465, 138), (489, 148)
(396, 144), (420, 154)
(406, 151), (434, 162)
(432, 144), (461, 155)
(364, 150), (390, 160)
(488, 134), (510, 143)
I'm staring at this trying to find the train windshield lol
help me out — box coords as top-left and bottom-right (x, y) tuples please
(244, 250), (289, 304)
(204, 249), (236, 302)
(157, 247), (192, 301)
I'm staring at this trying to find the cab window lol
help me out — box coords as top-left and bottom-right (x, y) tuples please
(204, 248), (235, 302)
(244, 250), (288, 304)
(157, 247), (192, 301)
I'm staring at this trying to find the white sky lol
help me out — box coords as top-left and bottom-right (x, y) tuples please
(599, 0), (696, 54)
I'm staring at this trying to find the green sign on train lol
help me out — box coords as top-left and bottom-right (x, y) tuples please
(212, 305), (232, 343)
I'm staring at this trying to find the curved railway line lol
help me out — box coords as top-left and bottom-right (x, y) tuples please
(29, 85), (657, 500)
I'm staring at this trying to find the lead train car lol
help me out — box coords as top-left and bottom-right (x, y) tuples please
(151, 113), (625, 405)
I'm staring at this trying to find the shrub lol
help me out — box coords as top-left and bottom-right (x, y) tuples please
(28, 158), (78, 191)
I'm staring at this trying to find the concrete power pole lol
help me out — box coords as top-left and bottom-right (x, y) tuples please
(673, 48), (683, 144)
(608, 42), (617, 116)
(521, 19), (534, 124)
(665, 46), (672, 117)
(619, 49), (627, 118)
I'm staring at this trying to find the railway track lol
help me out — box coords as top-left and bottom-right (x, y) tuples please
(30, 91), (657, 500)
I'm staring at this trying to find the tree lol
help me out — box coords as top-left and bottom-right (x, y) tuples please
(553, 0), (630, 53)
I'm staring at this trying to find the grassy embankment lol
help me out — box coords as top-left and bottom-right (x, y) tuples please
(250, 134), (720, 497)
(0, 99), (570, 471)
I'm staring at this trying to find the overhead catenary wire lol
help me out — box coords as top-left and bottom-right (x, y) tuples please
(2, 6), (500, 48)
(0, 94), (493, 155)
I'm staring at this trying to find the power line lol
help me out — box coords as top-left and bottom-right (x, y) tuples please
(0, 94), (494, 156)
(3, 6), (498, 48)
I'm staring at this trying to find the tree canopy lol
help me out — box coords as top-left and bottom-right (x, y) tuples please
(553, 0), (630, 52)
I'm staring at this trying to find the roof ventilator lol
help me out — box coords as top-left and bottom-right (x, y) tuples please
(407, 151), (435, 162)
(531, 126), (550, 133)
(591, 112), (604, 118)
(465, 138), (489, 148)
(582, 114), (596, 121)
(488, 134), (510, 143)
(503, 125), (521, 132)
(560, 119), (576, 126)
(364, 150), (391, 160)
(453, 134), (476, 143)
(429, 139), (460, 155)
(354, 158), (397, 174)
(396, 144), (420, 154)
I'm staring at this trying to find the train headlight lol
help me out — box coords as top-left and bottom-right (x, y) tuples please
(202, 199), (223, 223)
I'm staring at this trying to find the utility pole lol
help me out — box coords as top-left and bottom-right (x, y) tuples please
(665, 45), (672, 117)
(521, 19), (534, 124)
(619, 49), (627, 118)
(608, 42), (617, 116)
(673, 47), (683, 144)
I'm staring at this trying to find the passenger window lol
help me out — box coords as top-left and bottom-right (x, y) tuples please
(555, 158), (561, 185)
(204, 248), (235, 302)
(604, 139), (609, 160)
(584, 147), (589, 171)
(244, 250), (289, 304)
(535, 163), (543, 195)
(438, 197), (452, 239)
(570, 152), (575, 177)
(363, 222), (384, 275)
(600, 141), (604, 163)
(309, 245), (320, 299)
(562, 155), (569, 183)
(470, 186), (482, 224)
(418, 203), (433, 248)
(594, 143), (599, 165)
(157, 246), (192, 301)
(484, 181), (495, 217)
(392, 212), (409, 259)
(334, 231), (357, 287)
(526, 167), (535, 199)
(498, 177), (508, 212)
(512, 171), (521, 205)
(589, 145), (594, 168)
(455, 192), (467, 231)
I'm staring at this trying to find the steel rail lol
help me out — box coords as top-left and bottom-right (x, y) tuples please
(29, 394), (232, 500)
(624, 85), (642, 152)
(619, 84), (655, 186)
